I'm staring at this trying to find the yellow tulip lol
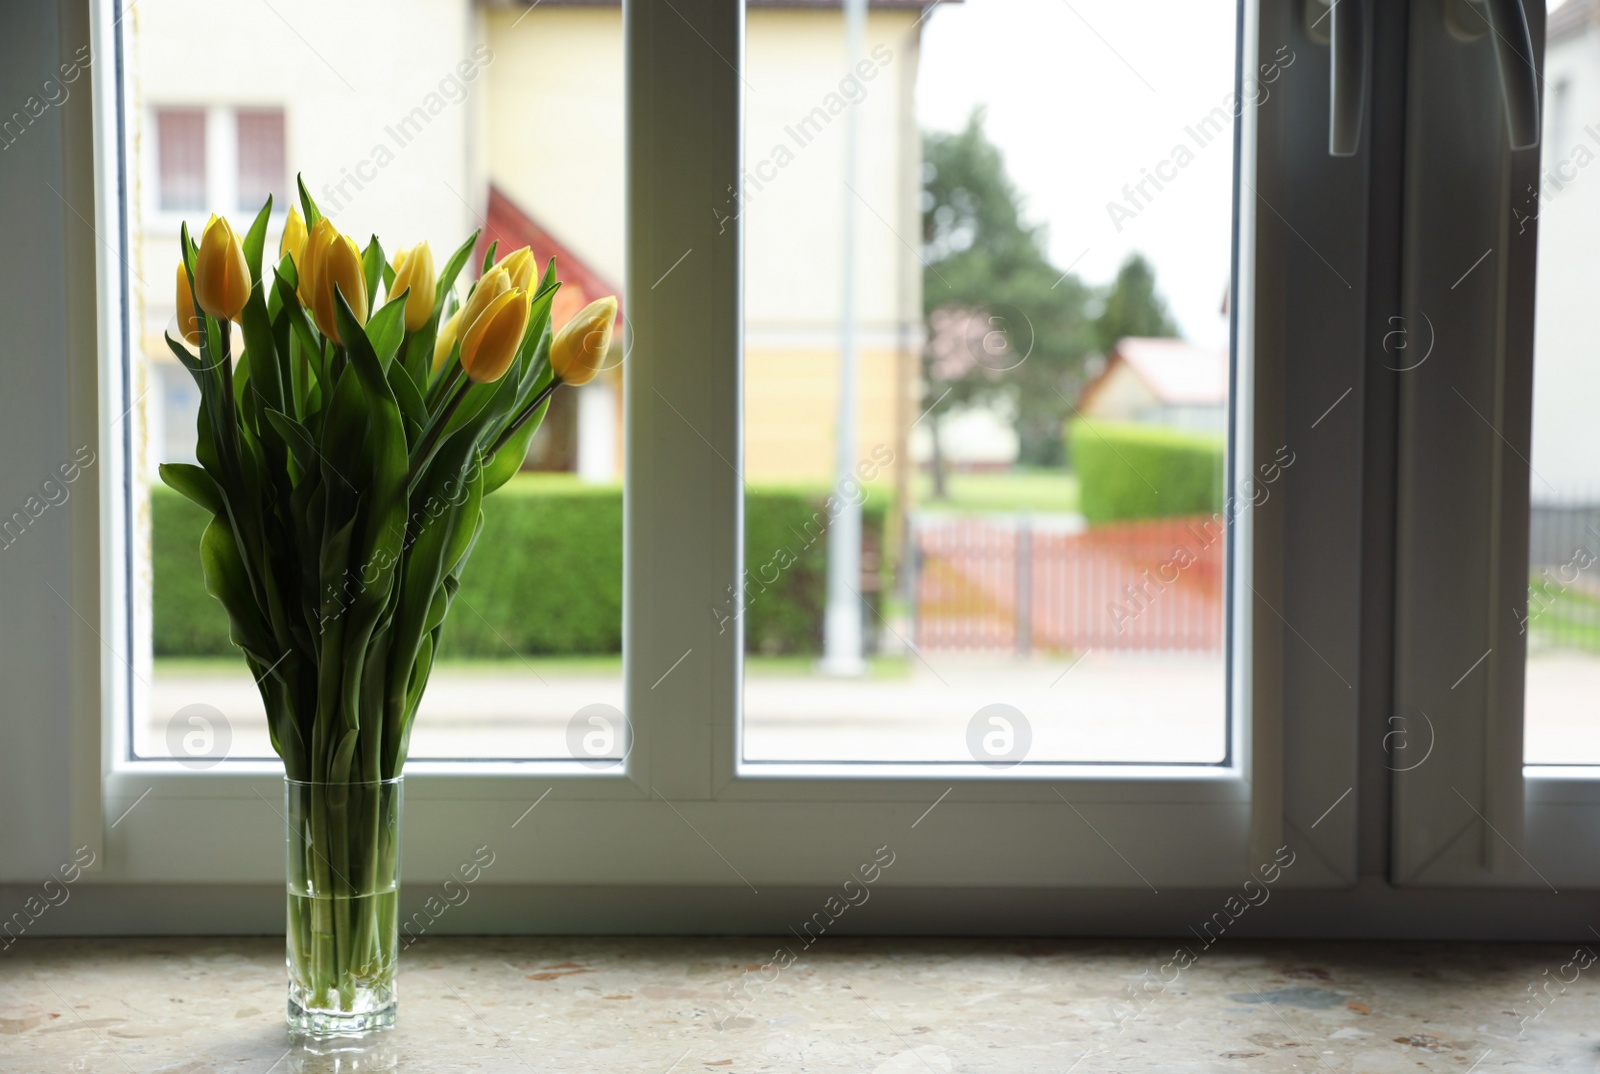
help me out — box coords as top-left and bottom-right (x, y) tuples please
(551, 296), (619, 386)
(495, 246), (536, 291)
(297, 217), (337, 307)
(279, 206), (308, 271)
(311, 233), (368, 343)
(460, 267), (510, 331)
(432, 309), (462, 373)
(459, 288), (531, 384)
(194, 215), (251, 322)
(175, 261), (201, 345)
(429, 267), (509, 374)
(391, 242), (437, 332)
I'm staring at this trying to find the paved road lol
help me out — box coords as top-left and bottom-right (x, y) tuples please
(144, 651), (1227, 764)
(142, 649), (1599, 766)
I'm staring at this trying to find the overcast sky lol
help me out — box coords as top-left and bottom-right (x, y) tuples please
(917, 0), (1248, 349)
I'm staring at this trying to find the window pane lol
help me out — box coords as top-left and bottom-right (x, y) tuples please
(1525, 0), (1600, 764)
(156, 107), (206, 211)
(127, 4), (624, 764)
(740, 0), (1240, 765)
(235, 107), (286, 212)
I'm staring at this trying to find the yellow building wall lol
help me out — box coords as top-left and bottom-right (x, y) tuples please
(481, 6), (625, 290)
(484, 6), (925, 489)
(745, 346), (914, 487)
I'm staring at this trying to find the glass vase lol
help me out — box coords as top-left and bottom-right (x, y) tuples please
(284, 777), (403, 1035)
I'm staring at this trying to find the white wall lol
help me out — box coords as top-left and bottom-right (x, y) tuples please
(1531, 21), (1600, 500)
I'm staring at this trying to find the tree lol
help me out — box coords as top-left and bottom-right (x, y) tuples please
(1094, 254), (1177, 353)
(920, 110), (1097, 476)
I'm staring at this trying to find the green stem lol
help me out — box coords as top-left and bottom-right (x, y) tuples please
(407, 377), (473, 493)
(485, 376), (564, 459)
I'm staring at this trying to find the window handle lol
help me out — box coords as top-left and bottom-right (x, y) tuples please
(1481, 0), (1540, 150)
(1329, 0), (1366, 156)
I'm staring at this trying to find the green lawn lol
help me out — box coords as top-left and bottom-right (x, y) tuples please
(499, 467), (1078, 515)
(913, 469), (1079, 514)
(1528, 577), (1600, 652)
(154, 654), (911, 679)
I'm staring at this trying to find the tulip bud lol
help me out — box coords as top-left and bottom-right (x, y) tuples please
(433, 309), (462, 373)
(460, 267), (510, 331)
(391, 242), (437, 332)
(495, 246), (536, 291)
(551, 296), (619, 387)
(460, 288), (532, 384)
(194, 215), (251, 322)
(175, 261), (202, 345)
(298, 217), (337, 307)
(312, 233), (369, 343)
(280, 206), (308, 271)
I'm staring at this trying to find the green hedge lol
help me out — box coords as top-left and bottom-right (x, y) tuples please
(152, 477), (885, 659)
(1068, 419), (1224, 524)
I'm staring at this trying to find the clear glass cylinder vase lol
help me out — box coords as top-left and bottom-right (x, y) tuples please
(284, 777), (403, 1035)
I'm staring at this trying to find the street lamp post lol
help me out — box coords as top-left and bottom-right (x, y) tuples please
(821, 0), (868, 677)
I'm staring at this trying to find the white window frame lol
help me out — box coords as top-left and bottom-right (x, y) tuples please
(1390, 0), (1600, 891)
(24, 0), (1540, 932)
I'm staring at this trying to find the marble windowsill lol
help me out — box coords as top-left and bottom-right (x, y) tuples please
(1, 937), (1593, 1072)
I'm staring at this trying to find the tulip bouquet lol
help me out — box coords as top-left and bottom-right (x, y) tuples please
(163, 179), (616, 1032)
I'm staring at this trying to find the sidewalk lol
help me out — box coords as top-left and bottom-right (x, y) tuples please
(144, 651), (1226, 765)
(141, 649), (1599, 766)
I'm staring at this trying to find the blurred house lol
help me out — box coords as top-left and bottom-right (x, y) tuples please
(1077, 337), (1227, 432)
(131, 0), (932, 488)
(1531, 0), (1600, 500)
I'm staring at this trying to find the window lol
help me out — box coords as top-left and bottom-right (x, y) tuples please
(738, 0), (1243, 767)
(1524, 6), (1598, 766)
(234, 107), (286, 212)
(126, 4), (626, 765)
(153, 106), (285, 217)
(155, 106), (205, 210)
(16, 0), (1597, 921)
(1389, 0), (1600, 890)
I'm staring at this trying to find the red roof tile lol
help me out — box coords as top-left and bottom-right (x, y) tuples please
(477, 184), (621, 331)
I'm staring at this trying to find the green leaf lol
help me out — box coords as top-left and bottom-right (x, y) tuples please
(297, 174), (323, 229)
(232, 350), (253, 425)
(434, 229), (480, 308)
(361, 235), (385, 318)
(480, 239), (498, 277)
(328, 727), (360, 785)
(386, 360), (427, 435)
(159, 462), (227, 517)
(364, 293), (408, 370)
(165, 332), (206, 385)
(336, 287), (410, 579)
(441, 461), (485, 578)
(276, 250), (300, 293)
(401, 324), (436, 391)
(275, 274), (327, 391)
(241, 196), (273, 286)
(199, 516), (274, 662)
(239, 282), (284, 417)
(264, 408), (320, 477)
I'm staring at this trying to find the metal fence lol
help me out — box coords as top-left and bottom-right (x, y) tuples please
(909, 514), (1225, 654)
(1527, 501), (1600, 651)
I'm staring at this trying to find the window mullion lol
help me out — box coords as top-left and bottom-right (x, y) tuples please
(623, 0), (744, 802)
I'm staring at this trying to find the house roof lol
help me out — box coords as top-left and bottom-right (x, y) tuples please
(1084, 337), (1227, 409)
(1550, 0), (1596, 43)
(477, 185), (622, 332)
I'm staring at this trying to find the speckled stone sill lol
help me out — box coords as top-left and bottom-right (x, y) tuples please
(2, 937), (1595, 1072)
